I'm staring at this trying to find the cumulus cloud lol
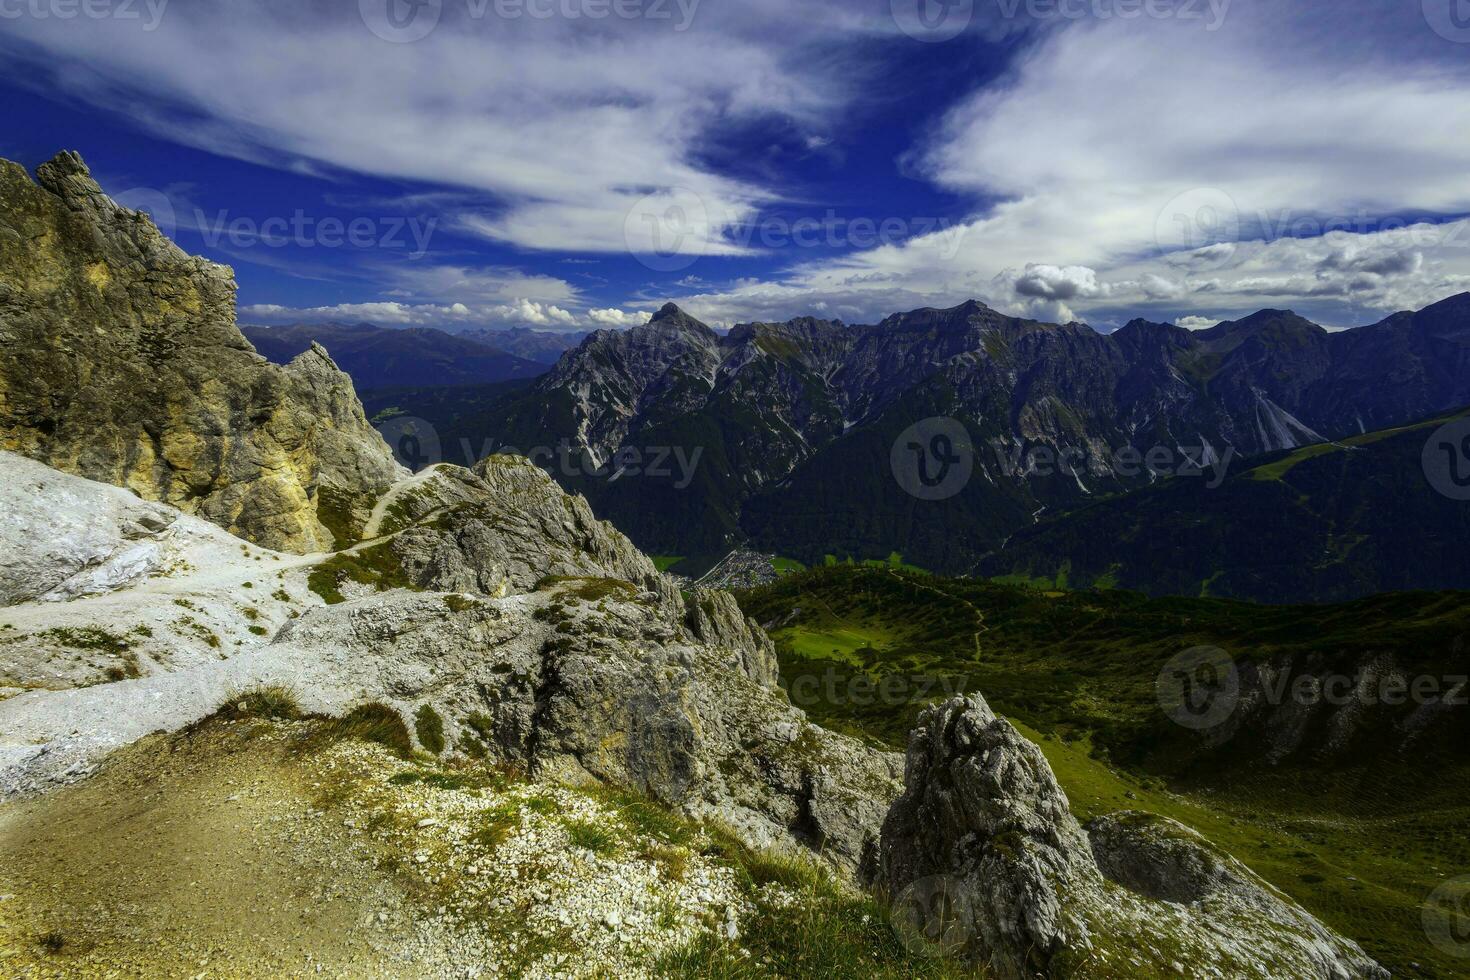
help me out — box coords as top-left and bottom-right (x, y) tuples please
(587, 308), (654, 329)
(1013, 265), (1105, 301)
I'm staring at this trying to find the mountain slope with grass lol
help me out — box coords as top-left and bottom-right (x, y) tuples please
(738, 565), (1470, 976)
(978, 407), (1470, 603)
(0, 150), (1396, 977)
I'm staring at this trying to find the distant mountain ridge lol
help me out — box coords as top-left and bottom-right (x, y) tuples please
(459, 326), (585, 365)
(473, 294), (1470, 574)
(242, 321), (546, 389)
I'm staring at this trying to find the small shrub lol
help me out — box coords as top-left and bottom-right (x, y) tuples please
(414, 704), (446, 755)
(248, 625), (269, 636)
(444, 594), (481, 613)
(38, 931), (65, 953)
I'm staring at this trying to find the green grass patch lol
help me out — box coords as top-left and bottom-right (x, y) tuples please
(414, 704), (446, 755)
(564, 818), (619, 855)
(307, 542), (418, 605)
(534, 576), (639, 602)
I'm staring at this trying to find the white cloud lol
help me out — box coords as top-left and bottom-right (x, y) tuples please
(670, 8), (1470, 327)
(1174, 316), (1221, 331)
(587, 308), (654, 329)
(0, 1), (878, 258)
(241, 297), (647, 333)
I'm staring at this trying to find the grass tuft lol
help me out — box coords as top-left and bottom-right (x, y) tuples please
(414, 704), (446, 755)
(218, 684), (303, 721)
(321, 703), (414, 758)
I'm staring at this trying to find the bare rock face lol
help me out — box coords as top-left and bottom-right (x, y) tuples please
(0, 151), (404, 553)
(872, 694), (1388, 979)
(374, 457), (679, 605)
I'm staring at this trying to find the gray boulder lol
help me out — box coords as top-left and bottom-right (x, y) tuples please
(872, 694), (1389, 979)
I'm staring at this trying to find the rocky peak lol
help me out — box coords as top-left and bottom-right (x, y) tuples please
(0, 150), (405, 553)
(1197, 308), (1327, 355)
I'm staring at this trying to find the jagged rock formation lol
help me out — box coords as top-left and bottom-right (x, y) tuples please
(871, 694), (1388, 979)
(373, 458), (679, 606)
(0, 448), (898, 869)
(477, 296), (1470, 572)
(0, 151), (404, 553)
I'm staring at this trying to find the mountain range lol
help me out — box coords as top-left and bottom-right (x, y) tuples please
(241, 321), (549, 389)
(467, 296), (1470, 586)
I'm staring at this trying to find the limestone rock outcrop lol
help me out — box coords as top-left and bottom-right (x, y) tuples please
(0, 151), (404, 553)
(871, 694), (1388, 979)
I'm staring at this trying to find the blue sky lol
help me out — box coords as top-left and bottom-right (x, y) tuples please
(3, 0), (1470, 333)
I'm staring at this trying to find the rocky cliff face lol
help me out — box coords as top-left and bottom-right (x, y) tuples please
(871, 694), (1388, 979)
(0, 151), (404, 553)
